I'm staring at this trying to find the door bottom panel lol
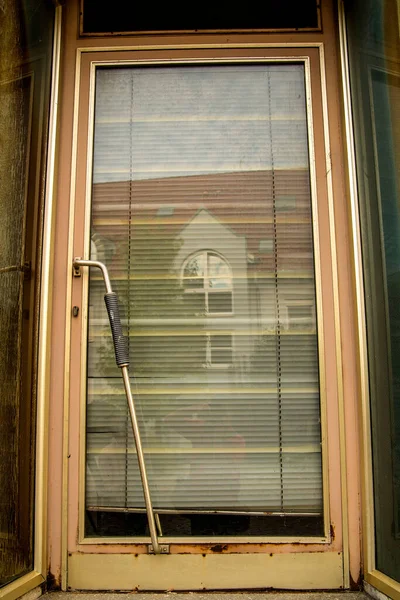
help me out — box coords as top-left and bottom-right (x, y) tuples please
(67, 551), (343, 590)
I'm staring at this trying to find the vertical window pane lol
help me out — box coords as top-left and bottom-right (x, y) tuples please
(346, 0), (400, 580)
(0, 0), (54, 587)
(208, 254), (232, 289)
(86, 64), (323, 537)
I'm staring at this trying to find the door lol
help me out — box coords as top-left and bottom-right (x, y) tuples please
(346, 0), (400, 586)
(0, 0), (55, 588)
(67, 46), (345, 590)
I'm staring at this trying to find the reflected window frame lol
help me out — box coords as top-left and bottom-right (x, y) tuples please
(181, 250), (234, 316)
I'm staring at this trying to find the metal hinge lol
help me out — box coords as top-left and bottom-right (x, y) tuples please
(148, 544), (170, 554)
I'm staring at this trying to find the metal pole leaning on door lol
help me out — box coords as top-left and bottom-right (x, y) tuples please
(73, 258), (161, 554)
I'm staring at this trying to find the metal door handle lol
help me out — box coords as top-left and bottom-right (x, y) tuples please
(73, 258), (160, 554)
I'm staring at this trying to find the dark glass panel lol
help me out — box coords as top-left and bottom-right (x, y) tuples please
(82, 0), (320, 34)
(346, 0), (400, 582)
(0, 0), (54, 588)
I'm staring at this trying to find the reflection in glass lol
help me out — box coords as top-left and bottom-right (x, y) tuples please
(86, 65), (322, 537)
(346, 0), (400, 581)
(0, 0), (54, 587)
(183, 252), (233, 315)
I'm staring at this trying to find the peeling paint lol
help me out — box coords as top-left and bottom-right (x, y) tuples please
(349, 569), (362, 590)
(330, 524), (335, 540)
(209, 544), (228, 553)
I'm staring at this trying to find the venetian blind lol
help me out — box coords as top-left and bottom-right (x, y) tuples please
(86, 65), (323, 515)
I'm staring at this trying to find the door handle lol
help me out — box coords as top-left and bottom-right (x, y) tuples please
(73, 258), (161, 554)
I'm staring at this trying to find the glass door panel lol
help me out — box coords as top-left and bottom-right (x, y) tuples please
(0, 0), (54, 585)
(85, 64), (323, 538)
(347, 0), (400, 580)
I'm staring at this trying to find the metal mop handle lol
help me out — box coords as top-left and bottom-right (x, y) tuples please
(73, 258), (160, 554)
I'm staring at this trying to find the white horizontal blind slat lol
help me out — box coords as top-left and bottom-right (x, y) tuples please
(86, 65), (323, 515)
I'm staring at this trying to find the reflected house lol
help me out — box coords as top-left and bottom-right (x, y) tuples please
(91, 167), (316, 342)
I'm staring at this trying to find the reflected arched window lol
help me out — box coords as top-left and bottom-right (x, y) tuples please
(182, 251), (233, 315)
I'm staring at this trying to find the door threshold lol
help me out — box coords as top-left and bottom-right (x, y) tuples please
(43, 592), (367, 599)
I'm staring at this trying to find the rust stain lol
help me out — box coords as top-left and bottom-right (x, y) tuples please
(330, 523), (335, 541)
(46, 570), (59, 592)
(209, 544), (228, 553)
(349, 569), (362, 590)
(172, 543), (270, 554)
(171, 542), (330, 555)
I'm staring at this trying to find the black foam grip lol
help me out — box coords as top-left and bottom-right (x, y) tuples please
(104, 292), (129, 367)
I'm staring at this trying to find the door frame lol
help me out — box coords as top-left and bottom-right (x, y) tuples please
(66, 45), (342, 591)
(76, 50), (330, 547)
(51, 0), (362, 589)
